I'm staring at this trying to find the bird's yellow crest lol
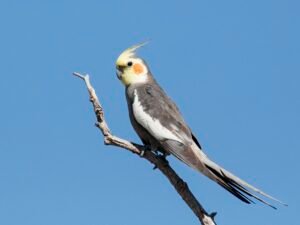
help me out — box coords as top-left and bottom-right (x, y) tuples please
(116, 42), (148, 66)
(116, 42), (149, 86)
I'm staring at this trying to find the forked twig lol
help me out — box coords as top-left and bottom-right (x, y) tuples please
(73, 72), (217, 225)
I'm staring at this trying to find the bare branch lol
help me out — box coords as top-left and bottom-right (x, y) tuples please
(73, 72), (217, 225)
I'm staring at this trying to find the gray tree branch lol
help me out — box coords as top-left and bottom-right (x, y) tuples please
(73, 72), (217, 225)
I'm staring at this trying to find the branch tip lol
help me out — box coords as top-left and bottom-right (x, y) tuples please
(73, 72), (85, 79)
(210, 212), (217, 219)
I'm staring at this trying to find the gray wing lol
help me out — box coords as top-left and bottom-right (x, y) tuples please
(134, 83), (202, 166)
(143, 84), (193, 143)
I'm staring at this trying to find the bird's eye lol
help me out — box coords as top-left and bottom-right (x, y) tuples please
(127, 61), (133, 67)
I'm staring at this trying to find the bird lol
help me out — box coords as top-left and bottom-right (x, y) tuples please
(115, 42), (286, 209)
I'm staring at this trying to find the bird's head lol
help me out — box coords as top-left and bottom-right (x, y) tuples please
(116, 42), (150, 86)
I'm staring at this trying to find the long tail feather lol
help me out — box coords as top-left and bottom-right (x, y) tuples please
(190, 144), (287, 208)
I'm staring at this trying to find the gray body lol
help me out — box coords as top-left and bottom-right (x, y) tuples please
(126, 79), (202, 165)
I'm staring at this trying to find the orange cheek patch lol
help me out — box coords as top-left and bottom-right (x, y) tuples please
(133, 63), (144, 75)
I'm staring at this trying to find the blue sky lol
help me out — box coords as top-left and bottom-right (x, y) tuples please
(0, 0), (299, 224)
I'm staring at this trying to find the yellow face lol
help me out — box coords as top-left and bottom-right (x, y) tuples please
(116, 43), (149, 86)
(116, 58), (148, 86)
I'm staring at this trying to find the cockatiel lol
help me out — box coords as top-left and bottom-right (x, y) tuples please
(115, 43), (285, 209)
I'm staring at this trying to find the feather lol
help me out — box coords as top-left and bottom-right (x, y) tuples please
(117, 41), (149, 63)
(194, 144), (287, 208)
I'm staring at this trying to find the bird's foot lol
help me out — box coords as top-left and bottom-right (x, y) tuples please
(158, 153), (169, 164)
(139, 145), (152, 157)
(153, 152), (169, 170)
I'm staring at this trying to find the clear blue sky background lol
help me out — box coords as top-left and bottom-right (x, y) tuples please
(0, 1), (299, 225)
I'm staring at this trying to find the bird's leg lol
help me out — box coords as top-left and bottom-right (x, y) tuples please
(139, 145), (152, 157)
(139, 144), (169, 169)
(158, 151), (169, 164)
(153, 150), (169, 170)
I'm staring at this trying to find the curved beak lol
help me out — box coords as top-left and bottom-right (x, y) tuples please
(116, 65), (126, 80)
(116, 69), (122, 80)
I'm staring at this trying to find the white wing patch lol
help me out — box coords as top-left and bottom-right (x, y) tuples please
(132, 90), (183, 143)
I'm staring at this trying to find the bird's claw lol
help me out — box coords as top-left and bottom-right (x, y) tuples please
(139, 145), (151, 157)
(158, 154), (169, 164)
(140, 149), (145, 157)
(153, 153), (169, 170)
